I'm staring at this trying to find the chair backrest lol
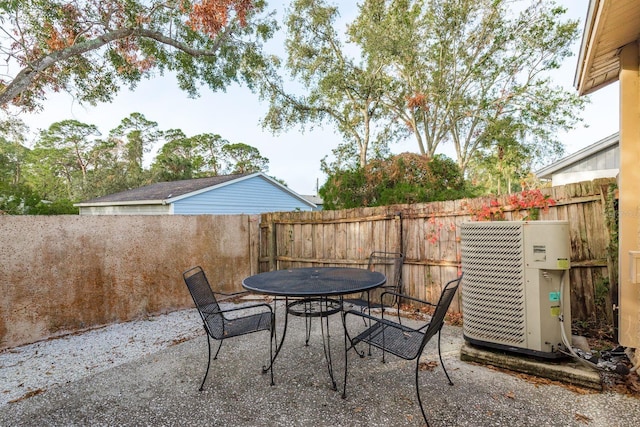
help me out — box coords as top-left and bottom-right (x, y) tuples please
(419, 274), (462, 352)
(367, 251), (404, 293)
(183, 266), (225, 339)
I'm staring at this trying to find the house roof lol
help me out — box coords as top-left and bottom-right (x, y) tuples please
(75, 172), (315, 208)
(535, 132), (619, 179)
(574, 0), (640, 95)
(301, 194), (323, 205)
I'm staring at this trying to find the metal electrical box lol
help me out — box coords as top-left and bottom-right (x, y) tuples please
(461, 221), (572, 359)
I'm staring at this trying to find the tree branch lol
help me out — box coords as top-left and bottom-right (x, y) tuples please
(0, 25), (233, 108)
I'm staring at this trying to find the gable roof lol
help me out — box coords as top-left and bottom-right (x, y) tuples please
(75, 172), (315, 208)
(301, 194), (323, 205)
(535, 132), (619, 179)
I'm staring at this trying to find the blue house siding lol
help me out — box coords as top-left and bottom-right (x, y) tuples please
(172, 175), (313, 215)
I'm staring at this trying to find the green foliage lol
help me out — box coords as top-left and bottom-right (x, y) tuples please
(151, 134), (269, 179)
(0, 182), (77, 214)
(221, 142), (269, 174)
(0, 182), (38, 214)
(152, 131), (198, 182)
(0, 118), (29, 185)
(0, 0), (277, 111)
(263, 0), (585, 185)
(29, 198), (79, 215)
(151, 131), (228, 181)
(319, 153), (474, 209)
(260, 0), (395, 168)
(0, 114), (272, 214)
(109, 113), (160, 170)
(350, 0), (585, 173)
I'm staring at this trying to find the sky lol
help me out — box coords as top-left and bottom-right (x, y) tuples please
(15, 1), (619, 197)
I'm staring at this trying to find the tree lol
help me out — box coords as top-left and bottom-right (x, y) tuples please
(151, 129), (196, 181)
(152, 131), (228, 180)
(151, 133), (269, 179)
(466, 116), (534, 194)
(319, 152), (473, 209)
(0, 0), (276, 111)
(37, 119), (100, 183)
(0, 117), (37, 214)
(82, 136), (131, 198)
(23, 114), (160, 203)
(26, 119), (101, 201)
(107, 112), (161, 187)
(351, 0), (585, 173)
(189, 133), (227, 176)
(261, 0), (394, 168)
(221, 142), (268, 174)
(0, 117), (30, 186)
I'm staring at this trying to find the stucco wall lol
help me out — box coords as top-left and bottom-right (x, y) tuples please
(0, 214), (259, 350)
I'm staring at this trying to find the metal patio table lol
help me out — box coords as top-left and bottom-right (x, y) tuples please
(242, 267), (386, 390)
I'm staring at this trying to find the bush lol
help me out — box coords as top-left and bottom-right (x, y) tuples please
(0, 183), (78, 215)
(320, 153), (475, 209)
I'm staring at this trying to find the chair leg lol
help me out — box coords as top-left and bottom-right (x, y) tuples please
(437, 330), (453, 386)
(342, 321), (365, 359)
(269, 317), (275, 386)
(360, 302), (372, 356)
(415, 358), (431, 427)
(199, 334), (213, 391)
(213, 338), (224, 360)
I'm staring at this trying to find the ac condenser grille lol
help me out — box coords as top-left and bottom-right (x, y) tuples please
(461, 223), (526, 345)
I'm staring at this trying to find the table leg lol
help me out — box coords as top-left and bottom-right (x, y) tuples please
(304, 300), (312, 346)
(319, 297), (337, 391)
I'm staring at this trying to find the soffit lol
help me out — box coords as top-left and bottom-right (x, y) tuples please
(575, 0), (640, 95)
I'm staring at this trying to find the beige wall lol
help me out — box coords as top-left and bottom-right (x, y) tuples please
(78, 204), (172, 215)
(618, 42), (640, 348)
(0, 214), (259, 350)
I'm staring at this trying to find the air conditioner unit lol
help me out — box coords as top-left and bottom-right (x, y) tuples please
(461, 221), (571, 359)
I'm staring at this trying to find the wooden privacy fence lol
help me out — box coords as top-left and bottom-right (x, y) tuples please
(259, 178), (618, 323)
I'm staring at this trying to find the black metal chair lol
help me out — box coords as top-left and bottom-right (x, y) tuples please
(342, 274), (462, 427)
(299, 251), (404, 346)
(343, 251), (404, 340)
(183, 266), (275, 390)
(343, 251), (404, 314)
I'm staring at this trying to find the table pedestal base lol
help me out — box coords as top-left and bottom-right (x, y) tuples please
(263, 297), (343, 390)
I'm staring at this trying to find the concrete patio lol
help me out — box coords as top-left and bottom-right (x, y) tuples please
(1, 303), (638, 427)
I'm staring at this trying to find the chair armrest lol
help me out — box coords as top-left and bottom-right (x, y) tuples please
(380, 290), (436, 308)
(343, 309), (417, 333)
(214, 290), (250, 296)
(203, 302), (273, 316)
(213, 290), (251, 302)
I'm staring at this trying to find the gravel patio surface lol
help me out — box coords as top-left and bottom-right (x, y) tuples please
(1, 303), (639, 427)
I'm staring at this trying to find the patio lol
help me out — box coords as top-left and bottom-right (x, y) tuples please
(1, 302), (638, 426)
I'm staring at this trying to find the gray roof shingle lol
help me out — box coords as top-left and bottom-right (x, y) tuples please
(80, 173), (252, 204)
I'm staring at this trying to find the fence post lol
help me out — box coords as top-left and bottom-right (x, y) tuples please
(268, 217), (277, 271)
